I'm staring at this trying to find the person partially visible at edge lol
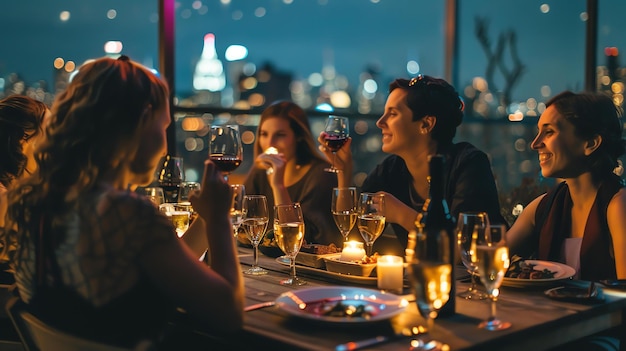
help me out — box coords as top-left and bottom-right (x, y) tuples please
(0, 95), (50, 228)
(318, 75), (507, 255)
(508, 91), (626, 281)
(244, 100), (341, 246)
(2, 56), (244, 349)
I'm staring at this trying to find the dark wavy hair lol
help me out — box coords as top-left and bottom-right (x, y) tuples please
(0, 95), (48, 188)
(252, 100), (326, 166)
(4, 56), (169, 261)
(389, 75), (464, 147)
(545, 90), (626, 181)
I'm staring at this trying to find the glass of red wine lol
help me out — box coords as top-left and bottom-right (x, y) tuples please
(209, 125), (243, 181)
(323, 115), (349, 173)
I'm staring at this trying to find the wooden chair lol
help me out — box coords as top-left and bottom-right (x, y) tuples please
(5, 296), (139, 351)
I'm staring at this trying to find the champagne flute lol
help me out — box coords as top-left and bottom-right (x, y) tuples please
(157, 155), (184, 203)
(274, 203), (306, 286)
(209, 125), (243, 181)
(472, 223), (512, 331)
(322, 115), (349, 173)
(456, 212), (489, 300)
(241, 195), (269, 275)
(357, 193), (385, 257)
(407, 221), (451, 350)
(230, 184), (245, 238)
(331, 187), (358, 241)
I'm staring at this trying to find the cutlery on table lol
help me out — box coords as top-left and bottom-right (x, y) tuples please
(244, 301), (276, 312)
(334, 326), (428, 351)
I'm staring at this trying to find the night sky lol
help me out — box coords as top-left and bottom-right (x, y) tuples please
(2, 0), (626, 102)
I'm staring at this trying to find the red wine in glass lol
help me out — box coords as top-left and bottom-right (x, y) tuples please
(211, 155), (242, 173)
(324, 135), (348, 153)
(323, 115), (349, 173)
(209, 125), (243, 181)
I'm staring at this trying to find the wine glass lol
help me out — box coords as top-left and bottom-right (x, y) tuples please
(407, 222), (451, 350)
(159, 204), (191, 238)
(241, 195), (269, 275)
(209, 125), (243, 181)
(472, 223), (512, 331)
(230, 184), (245, 238)
(274, 203), (306, 286)
(357, 193), (385, 257)
(143, 187), (165, 206)
(322, 115), (349, 173)
(331, 187), (358, 241)
(157, 155), (184, 203)
(456, 212), (489, 300)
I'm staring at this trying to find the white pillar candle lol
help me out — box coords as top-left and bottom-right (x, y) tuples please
(377, 255), (404, 293)
(340, 241), (366, 262)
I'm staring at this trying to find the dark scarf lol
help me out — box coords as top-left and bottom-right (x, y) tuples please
(534, 175), (622, 281)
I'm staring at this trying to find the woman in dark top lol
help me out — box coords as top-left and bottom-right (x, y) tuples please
(319, 75), (506, 254)
(244, 100), (341, 246)
(508, 91), (626, 281)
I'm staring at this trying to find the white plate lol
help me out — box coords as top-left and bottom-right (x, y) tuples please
(503, 260), (576, 288)
(275, 257), (377, 285)
(275, 286), (409, 324)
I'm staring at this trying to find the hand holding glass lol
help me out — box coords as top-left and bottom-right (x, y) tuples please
(456, 212), (489, 300)
(472, 223), (512, 331)
(331, 187), (358, 241)
(209, 125), (243, 181)
(323, 115), (349, 173)
(274, 203), (306, 286)
(242, 195), (269, 275)
(357, 193), (385, 257)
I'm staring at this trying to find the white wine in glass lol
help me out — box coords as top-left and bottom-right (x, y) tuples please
(456, 212), (489, 300)
(331, 187), (358, 241)
(242, 195), (269, 275)
(357, 193), (385, 257)
(473, 223), (512, 331)
(274, 203), (306, 286)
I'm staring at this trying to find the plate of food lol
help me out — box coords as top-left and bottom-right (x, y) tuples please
(275, 256), (378, 285)
(297, 243), (342, 268)
(503, 257), (576, 288)
(274, 286), (409, 324)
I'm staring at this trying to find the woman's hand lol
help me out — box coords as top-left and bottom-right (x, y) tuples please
(377, 191), (418, 232)
(190, 159), (232, 224)
(255, 152), (287, 188)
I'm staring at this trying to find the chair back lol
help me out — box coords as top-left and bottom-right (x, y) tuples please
(5, 296), (133, 351)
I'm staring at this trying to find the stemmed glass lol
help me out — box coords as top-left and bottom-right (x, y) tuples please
(209, 125), (243, 181)
(472, 223), (512, 331)
(322, 115), (349, 173)
(230, 184), (245, 238)
(357, 193), (385, 257)
(241, 195), (269, 275)
(157, 156), (184, 203)
(143, 187), (165, 206)
(274, 203), (306, 286)
(407, 221), (451, 350)
(331, 187), (358, 241)
(456, 212), (489, 300)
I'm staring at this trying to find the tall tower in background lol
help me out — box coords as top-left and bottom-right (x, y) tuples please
(193, 33), (226, 104)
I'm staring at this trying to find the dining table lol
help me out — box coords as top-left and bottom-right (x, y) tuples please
(210, 246), (626, 351)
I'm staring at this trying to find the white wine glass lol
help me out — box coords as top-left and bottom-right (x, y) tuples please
(230, 184), (245, 238)
(472, 223), (512, 331)
(331, 187), (358, 241)
(322, 115), (349, 173)
(456, 212), (489, 300)
(357, 192), (385, 257)
(159, 204), (191, 238)
(209, 125), (243, 182)
(143, 187), (165, 206)
(241, 195), (269, 275)
(274, 203), (306, 286)
(407, 222), (451, 350)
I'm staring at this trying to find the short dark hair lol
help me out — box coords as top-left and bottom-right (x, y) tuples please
(0, 95), (48, 188)
(389, 75), (464, 146)
(546, 90), (625, 178)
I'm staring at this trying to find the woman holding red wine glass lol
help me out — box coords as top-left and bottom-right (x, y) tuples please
(209, 124), (243, 181)
(243, 100), (342, 247)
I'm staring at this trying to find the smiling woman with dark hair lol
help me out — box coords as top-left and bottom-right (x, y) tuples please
(319, 75), (506, 255)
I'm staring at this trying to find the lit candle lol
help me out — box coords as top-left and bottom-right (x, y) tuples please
(377, 255), (404, 293)
(340, 241), (366, 262)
